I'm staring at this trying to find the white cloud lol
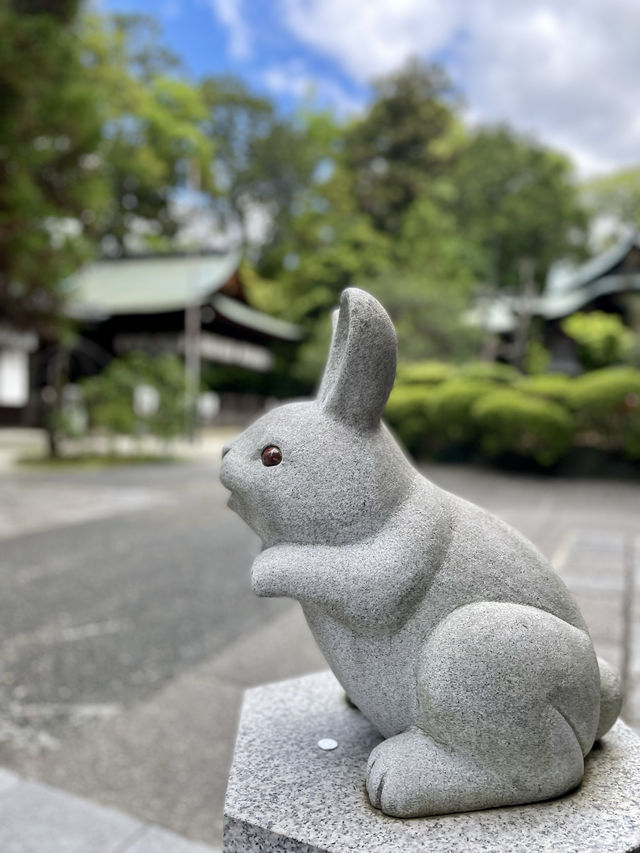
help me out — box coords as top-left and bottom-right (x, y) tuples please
(280, 0), (458, 82)
(209, 0), (251, 59)
(279, 0), (640, 176)
(263, 60), (364, 117)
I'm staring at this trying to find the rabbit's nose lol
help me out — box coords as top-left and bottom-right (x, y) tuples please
(221, 444), (231, 459)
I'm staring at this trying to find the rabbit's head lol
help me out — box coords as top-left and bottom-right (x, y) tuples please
(220, 288), (415, 548)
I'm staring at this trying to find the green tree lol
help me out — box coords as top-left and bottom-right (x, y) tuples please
(82, 351), (188, 443)
(366, 272), (480, 364)
(253, 107), (391, 316)
(365, 196), (482, 363)
(582, 166), (640, 236)
(452, 126), (587, 290)
(200, 81), (340, 250)
(0, 0), (109, 336)
(251, 67), (479, 385)
(263, 61), (484, 376)
(343, 60), (463, 235)
(252, 159), (392, 390)
(80, 13), (216, 254)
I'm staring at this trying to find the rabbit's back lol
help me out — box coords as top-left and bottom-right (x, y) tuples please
(425, 484), (588, 632)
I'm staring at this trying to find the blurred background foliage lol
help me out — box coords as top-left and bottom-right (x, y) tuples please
(81, 351), (188, 440)
(1, 1), (639, 469)
(561, 311), (635, 371)
(386, 363), (640, 469)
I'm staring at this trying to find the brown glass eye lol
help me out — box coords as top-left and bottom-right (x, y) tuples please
(261, 445), (282, 467)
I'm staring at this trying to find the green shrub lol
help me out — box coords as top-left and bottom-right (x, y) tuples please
(457, 361), (521, 384)
(396, 361), (457, 386)
(82, 352), (188, 441)
(82, 360), (138, 436)
(515, 373), (573, 406)
(561, 311), (634, 370)
(473, 388), (574, 466)
(523, 339), (551, 375)
(567, 366), (640, 459)
(388, 363), (640, 467)
(385, 385), (437, 457)
(429, 379), (496, 452)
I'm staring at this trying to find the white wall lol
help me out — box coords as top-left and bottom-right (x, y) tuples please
(0, 348), (29, 407)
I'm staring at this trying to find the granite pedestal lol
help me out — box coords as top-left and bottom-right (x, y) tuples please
(223, 671), (640, 853)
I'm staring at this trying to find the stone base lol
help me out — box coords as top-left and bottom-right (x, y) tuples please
(223, 671), (640, 853)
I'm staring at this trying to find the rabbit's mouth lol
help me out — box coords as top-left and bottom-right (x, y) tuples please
(226, 490), (259, 531)
(227, 492), (250, 524)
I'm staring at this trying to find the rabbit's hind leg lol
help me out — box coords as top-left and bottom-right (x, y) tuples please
(366, 601), (600, 817)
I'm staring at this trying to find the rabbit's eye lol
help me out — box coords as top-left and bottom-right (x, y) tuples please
(261, 445), (282, 467)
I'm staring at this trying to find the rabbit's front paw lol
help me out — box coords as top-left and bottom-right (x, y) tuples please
(251, 545), (290, 597)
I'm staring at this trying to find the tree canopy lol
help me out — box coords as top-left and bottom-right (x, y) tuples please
(0, 0), (108, 336)
(2, 5), (603, 385)
(452, 127), (587, 290)
(582, 166), (640, 243)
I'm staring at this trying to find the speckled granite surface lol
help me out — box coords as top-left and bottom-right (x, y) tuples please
(223, 671), (640, 853)
(220, 287), (621, 818)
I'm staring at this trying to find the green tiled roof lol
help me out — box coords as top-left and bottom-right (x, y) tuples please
(546, 234), (640, 294)
(211, 293), (304, 341)
(541, 233), (640, 318)
(68, 250), (243, 316)
(472, 235), (640, 333)
(540, 273), (640, 319)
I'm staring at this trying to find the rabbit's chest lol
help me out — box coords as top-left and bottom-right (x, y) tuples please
(302, 604), (421, 738)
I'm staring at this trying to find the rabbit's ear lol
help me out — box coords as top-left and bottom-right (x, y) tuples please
(317, 288), (397, 429)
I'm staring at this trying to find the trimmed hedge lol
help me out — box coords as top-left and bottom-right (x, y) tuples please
(456, 361), (520, 384)
(396, 361), (456, 385)
(562, 311), (634, 370)
(395, 359), (519, 387)
(567, 367), (640, 459)
(515, 373), (573, 406)
(385, 361), (640, 468)
(385, 385), (437, 457)
(473, 389), (574, 467)
(429, 379), (496, 453)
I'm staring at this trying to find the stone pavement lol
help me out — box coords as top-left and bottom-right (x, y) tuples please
(0, 426), (238, 474)
(0, 768), (219, 853)
(0, 429), (47, 471)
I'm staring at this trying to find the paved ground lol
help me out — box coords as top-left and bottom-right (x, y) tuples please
(0, 767), (217, 853)
(0, 436), (638, 849)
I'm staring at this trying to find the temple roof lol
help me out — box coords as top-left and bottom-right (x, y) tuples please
(209, 293), (303, 341)
(546, 233), (640, 296)
(65, 249), (303, 342)
(67, 250), (243, 316)
(470, 233), (640, 333)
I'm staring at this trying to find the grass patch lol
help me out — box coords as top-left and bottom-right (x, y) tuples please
(18, 453), (184, 469)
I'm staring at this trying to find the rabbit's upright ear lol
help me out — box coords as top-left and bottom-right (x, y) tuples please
(317, 288), (397, 429)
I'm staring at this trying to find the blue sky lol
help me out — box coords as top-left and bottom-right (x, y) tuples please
(101, 0), (369, 116)
(100, 0), (640, 178)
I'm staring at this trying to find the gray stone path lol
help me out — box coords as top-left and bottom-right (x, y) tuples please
(0, 768), (219, 853)
(0, 477), (171, 541)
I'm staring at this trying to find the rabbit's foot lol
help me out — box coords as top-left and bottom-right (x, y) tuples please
(366, 718), (584, 818)
(366, 727), (453, 818)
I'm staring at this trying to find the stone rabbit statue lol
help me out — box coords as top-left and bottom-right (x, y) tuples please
(220, 287), (623, 818)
